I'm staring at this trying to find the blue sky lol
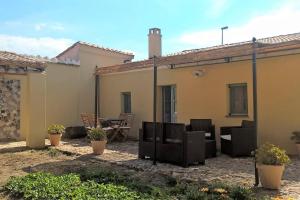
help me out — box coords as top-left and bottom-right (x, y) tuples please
(0, 0), (299, 60)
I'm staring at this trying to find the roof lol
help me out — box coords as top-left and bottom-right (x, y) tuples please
(96, 32), (300, 75)
(56, 41), (134, 58)
(0, 51), (47, 68)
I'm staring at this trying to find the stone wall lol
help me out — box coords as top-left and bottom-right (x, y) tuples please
(0, 79), (21, 139)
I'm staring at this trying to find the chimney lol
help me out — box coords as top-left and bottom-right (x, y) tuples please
(148, 28), (162, 58)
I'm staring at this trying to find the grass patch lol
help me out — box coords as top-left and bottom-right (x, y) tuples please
(44, 147), (75, 157)
(5, 170), (259, 200)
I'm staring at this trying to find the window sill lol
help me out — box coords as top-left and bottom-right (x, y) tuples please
(226, 114), (249, 118)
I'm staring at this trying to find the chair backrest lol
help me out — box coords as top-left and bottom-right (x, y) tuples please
(119, 113), (135, 127)
(142, 121), (163, 141)
(81, 113), (103, 128)
(190, 119), (212, 131)
(81, 113), (92, 128)
(164, 123), (185, 143)
(241, 120), (255, 128)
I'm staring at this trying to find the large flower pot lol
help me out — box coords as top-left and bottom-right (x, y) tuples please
(91, 140), (107, 155)
(49, 134), (62, 146)
(257, 164), (285, 189)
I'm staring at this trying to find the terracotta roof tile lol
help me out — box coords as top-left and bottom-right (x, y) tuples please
(0, 51), (47, 68)
(56, 41), (134, 58)
(96, 32), (300, 75)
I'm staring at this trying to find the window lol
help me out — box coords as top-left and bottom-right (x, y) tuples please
(229, 83), (248, 115)
(121, 92), (131, 113)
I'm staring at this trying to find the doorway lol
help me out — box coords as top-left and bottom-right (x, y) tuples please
(162, 85), (176, 123)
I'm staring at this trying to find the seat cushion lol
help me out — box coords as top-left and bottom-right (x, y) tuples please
(102, 127), (113, 132)
(220, 134), (231, 141)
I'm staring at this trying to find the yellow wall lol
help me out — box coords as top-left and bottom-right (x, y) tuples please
(46, 63), (81, 129)
(45, 45), (133, 136)
(78, 45), (134, 119)
(100, 54), (300, 154)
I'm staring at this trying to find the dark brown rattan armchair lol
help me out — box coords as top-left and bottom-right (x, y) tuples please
(220, 120), (255, 157)
(159, 123), (206, 167)
(138, 122), (163, 159)
(186, 119), (216, 158)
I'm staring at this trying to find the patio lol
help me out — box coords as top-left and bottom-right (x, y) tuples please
(55, 139), (300, 198)
(1, 139), (299, 199)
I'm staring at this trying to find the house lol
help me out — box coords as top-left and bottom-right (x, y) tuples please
(96, 28), (300, 154)
(0, 42), (133, 147)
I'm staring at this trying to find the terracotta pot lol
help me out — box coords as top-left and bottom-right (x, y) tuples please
(49, 134), (62, 146)
(91, 140), (107, 155)
(257, 164), (285, 189)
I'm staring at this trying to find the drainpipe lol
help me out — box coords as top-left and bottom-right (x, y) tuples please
(252, 37), (259, 186)
(94, 66), (99, 128)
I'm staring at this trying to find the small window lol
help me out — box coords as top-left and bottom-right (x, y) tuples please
(229, 83), (248, 115)
(121, 92), (131, 113)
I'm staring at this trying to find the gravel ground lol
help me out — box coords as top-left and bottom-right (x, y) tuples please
(0, 139), (299, 199)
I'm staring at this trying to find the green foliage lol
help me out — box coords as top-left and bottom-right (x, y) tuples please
(255, 143), (291, 165)
(79, 168), (168, 199)
(5, 172), (158, 200)
(5, 170), (258, 200)
(47, 124), (65, 135)
(291, 131), (300, 143)
(88, 127), (107, 141)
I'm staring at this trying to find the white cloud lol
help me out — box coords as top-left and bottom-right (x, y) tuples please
(34, 23), (65, 31)
(0, 35), (74, 58)
(172, 2), (300, 51)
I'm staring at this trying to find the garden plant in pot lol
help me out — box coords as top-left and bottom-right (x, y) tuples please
(255, 143), (290, 189)
(291, 131), (300, 156)
(48, 124), (65, 146)
(88, 128), (107, 155)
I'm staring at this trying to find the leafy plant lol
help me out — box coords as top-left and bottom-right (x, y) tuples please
(255, 143), (290, 165)
(291, 131), (300, 144)
(47, 124), (65, 135)
(88, 127), (107, 141)
(5, 172), (158, 200)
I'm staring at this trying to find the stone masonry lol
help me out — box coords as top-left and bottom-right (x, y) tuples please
(0, 79), (20, 139)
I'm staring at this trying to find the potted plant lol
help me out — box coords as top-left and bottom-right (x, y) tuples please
(255, 143), (290, 189)
(291, 131), (300, 156)
(47, 124), (65, 146)
(88, 128), (107, 155)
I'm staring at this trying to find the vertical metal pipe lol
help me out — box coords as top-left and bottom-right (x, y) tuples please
(153, 56), (157, 165)
(94, 66), (99, 128)
(252, 38), (259, 186)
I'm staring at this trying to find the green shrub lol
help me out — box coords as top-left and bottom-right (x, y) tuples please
(5, 171), (258, 200)
(5, 172), (80, 200)
(88, 127), (107, 141)
(47, 124), (65, 135)
(5, 172), (164, 200)
(255, 143), (290, 165)
(79, 168), (167, 197)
